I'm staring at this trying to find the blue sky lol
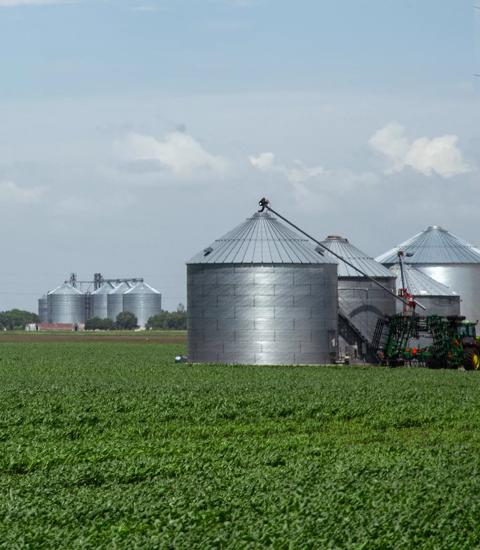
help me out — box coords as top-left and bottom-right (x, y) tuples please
(0, 0), (478, 310)
(0, 1), (474, 98)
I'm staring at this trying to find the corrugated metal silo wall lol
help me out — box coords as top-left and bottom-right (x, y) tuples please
(92, 294), (109, 319)
(85, 294), (93, 320)
(48, 294), (86, 324)
(395, 295), (461, 317)
(38, 298), (48, 323)
(123, 293), (162, 328)
(338, 277), (396, 344)
(107, 293), (125, 321)
(416, 265), (480, 322)
(187, 264), (338, 365)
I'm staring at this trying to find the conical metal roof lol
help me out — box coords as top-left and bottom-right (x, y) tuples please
(92, 282), (115, 295)
(389, 264), (458, 297)
(124, 282), (160, 295)
(376, 226), (480, 265)
(48, 283), (83, 295)
(188, 212), (335, 264)
(110, 282), (131, 294)
(320, 235), (393, 278)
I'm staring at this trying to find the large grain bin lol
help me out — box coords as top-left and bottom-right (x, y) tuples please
(389, 264), (461, 317)
(38, 295), (48, 323)
(376, 226), (480, 322)
(91, 282), (115, 319)
(47, 283), (85, 324)
(321, 235), (396, 357)
(123, 282), (162, 328)
(187, 211), (338, 365)
(107, 282), (131, 322)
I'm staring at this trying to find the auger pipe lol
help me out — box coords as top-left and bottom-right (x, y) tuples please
(258, 198), (425, 310)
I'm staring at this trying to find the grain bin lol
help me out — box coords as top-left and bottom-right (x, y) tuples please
(376, 226), (480, 322)
(187, 211), (338, 365)
(321, 235), (396, 357)
(389, 264), (461, 317)
(107, 282), (131, 322)
(47, 283), (85, 324)
(91, 282), (115, 319)
(123, 282), (162, 328)
(38, 295), (48, 323)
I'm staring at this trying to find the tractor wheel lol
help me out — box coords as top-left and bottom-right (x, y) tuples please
(463, 348), (480, 371)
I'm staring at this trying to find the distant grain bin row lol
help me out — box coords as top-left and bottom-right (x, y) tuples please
(38, 279), (162, 327)
(187, 210), (480, 366)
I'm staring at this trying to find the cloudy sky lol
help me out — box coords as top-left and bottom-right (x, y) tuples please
(0, 0), (479, 311)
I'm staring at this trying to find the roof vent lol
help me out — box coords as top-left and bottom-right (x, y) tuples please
(203, 247), (213, 257)
(314, 246), (324, 256)
(326, 235), (348, 242)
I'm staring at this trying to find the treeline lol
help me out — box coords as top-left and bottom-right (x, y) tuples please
(85, 309), (187, 331)
(146, 310), (187, 330)
(0, 306), (187, 331)
(86, 312), (139, 330)
(0, 309), (40, 330)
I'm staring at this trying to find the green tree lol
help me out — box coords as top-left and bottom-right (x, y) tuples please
(146, 310), (187, 330)
(85, 317), (103, 330)
(85, 317), (115, 330)
(100, 318), (115, 330)
(116, 311), (138, 330)
(0, 309), (40, 330)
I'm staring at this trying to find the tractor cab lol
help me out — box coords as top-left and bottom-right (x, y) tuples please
(448, 317), (477, 344)
(444, 317), (480, 370)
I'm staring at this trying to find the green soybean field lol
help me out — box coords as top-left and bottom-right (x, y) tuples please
(1, 339), (480, 548)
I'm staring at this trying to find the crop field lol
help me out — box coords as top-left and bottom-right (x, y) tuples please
(1, 338), (480, 548)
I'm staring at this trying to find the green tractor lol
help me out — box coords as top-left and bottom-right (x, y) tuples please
(375, 314), (480, 370)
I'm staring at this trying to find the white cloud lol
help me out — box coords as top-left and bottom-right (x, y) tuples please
(0, 181), (44, 203)
(249, 152), (324, 185)
(369, 122), (470, 178)
(115, 131), (228, 178)
(249, 152), (275, 171)
(249, 152), (378, 207)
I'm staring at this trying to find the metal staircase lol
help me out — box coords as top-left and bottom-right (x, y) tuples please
(338, 305), (380, 363)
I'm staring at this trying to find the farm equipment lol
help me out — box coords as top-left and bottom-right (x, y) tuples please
(372, 314), (480, 369)
(371, 250), (480, 369)
(256, 198), (480, 370)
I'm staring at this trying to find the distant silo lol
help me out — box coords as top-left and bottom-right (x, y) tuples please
(107, 282), (131, 322)
(123, 282), (162, 328)
(47, 283), (85, 324)
(38, 295), (48, 323)
(389, 264), (461, 317)
(91, 282), (115, 319)
(376, 226), (480, 322)
(321, 235), (396, 357)
(187, 211), (338, 365)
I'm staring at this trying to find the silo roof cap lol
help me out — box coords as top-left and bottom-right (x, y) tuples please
(92, 282), (115, 295)
(376, 226), (480, 265)
(321, 235), (393, 278)
(48, 283), (83, 295)
(124, 282), (160, 295)
(188, 211), (336, 265)
(326, 235), (349, 242)
(110, 282), (132, 294)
